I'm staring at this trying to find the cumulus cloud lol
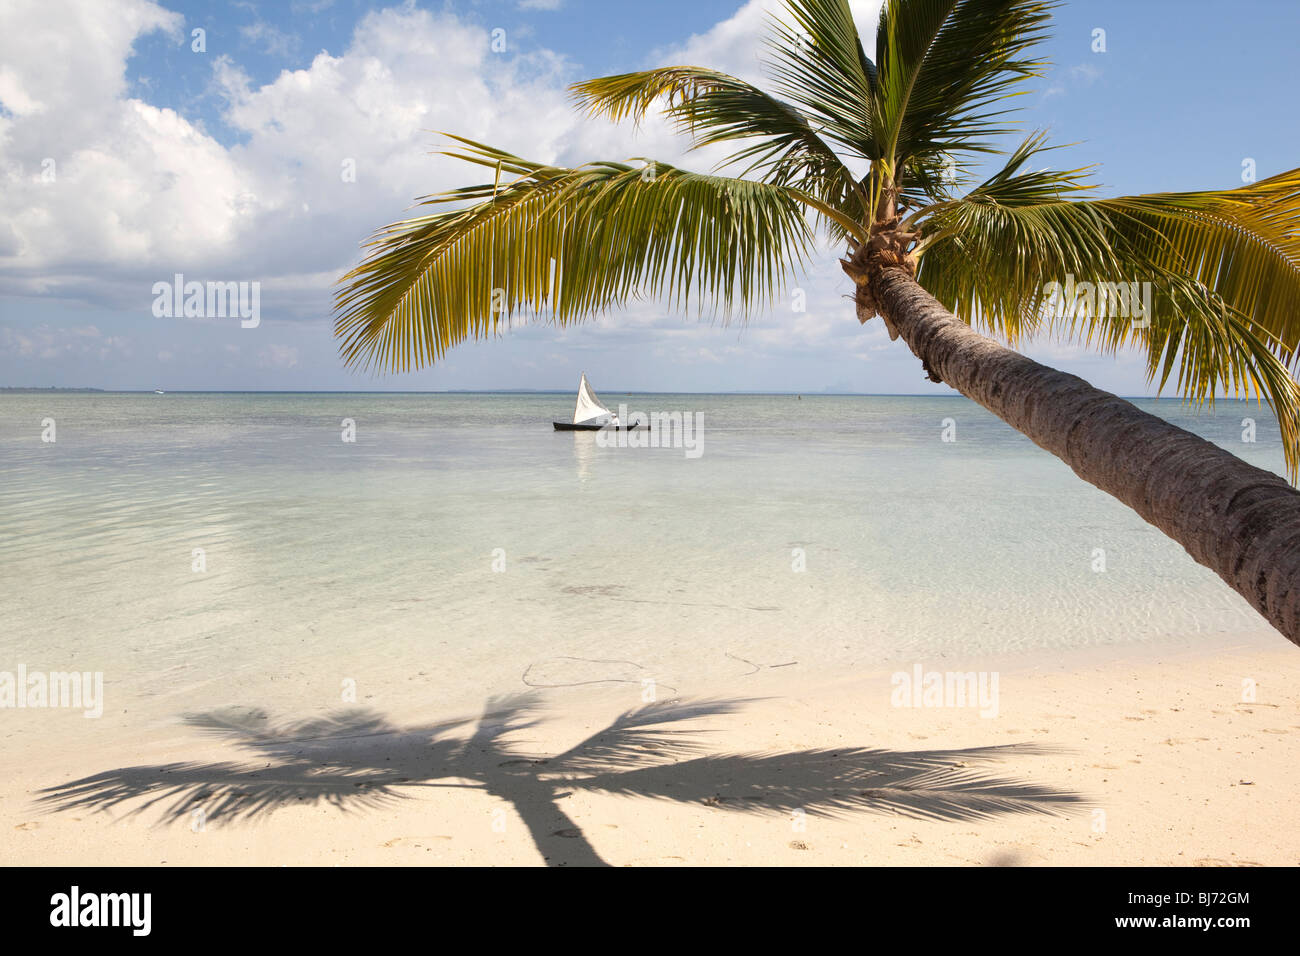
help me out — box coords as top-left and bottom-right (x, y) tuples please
(0, 0), (1087, 395)
(0, 1), (593, 316)
(0, 0), (242, 297)
(1, 324), (132, 360)
(1, 0), (870, 326)
(240, 20), (300, 58)
(0, 0), (933, 390)
(662, 0), (882, 85)
(258, 344), (300, 368)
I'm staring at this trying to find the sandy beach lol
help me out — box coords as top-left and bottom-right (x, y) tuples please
(4, 635), (1296, 867)
(4, 394), (1294, 868)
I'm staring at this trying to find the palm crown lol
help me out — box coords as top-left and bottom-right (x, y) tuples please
(335, 0), (1300, 474)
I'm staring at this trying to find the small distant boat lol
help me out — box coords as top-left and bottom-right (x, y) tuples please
(153, 388), (165, 394)
(553, 373), (645, 431)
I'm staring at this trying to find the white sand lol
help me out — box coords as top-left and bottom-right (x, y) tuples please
(4, 637), (1298, 866)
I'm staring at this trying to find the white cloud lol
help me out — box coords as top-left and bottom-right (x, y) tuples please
(258, 344), (300, 368)
(0, 1), (587, 315)
(0, 0), (885, 324)
(240, 20), (300, 59)
(661, 0), (882, 86)
(1069, 62), (1102, 84)
(1042, 61), (1103, 101)
(0, 0), (1156, 395)
(0, 323), (131, 360)
(0, 0), (241, 289)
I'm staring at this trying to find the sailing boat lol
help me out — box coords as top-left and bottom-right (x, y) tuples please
(553, 373), (643, 431)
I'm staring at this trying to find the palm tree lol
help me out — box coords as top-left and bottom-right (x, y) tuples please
(335, 0), (1300, 643)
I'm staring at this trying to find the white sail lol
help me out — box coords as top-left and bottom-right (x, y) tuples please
(572, 372), (614, 425)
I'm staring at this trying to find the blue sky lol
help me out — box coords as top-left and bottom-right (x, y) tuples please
(1, 0), (1297, 392)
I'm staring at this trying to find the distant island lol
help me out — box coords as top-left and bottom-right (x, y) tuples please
(0, 386), (106, 392)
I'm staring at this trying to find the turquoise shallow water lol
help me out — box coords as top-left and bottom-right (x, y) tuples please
(0, 392), (1286, 747)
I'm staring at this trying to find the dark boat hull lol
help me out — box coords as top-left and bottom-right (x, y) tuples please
(553, 422), (647, 431)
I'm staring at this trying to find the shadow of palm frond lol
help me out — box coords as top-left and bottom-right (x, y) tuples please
(578, 743), (1081, 822)
(36, 695), (1085, 864)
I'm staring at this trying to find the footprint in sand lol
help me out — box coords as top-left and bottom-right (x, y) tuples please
(381, 836), (452, 848)
(1193, 858), (1264, 867)
(623, 855), (685, 865)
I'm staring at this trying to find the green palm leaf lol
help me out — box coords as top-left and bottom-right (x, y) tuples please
(572, 66), (870, 237)
(873, 0), (1055, 176)
(334, 137), (820, 373)
(1095, 168), (1300, 365)
(913, 142), (1300, 474)
(761, 0), (879, 161)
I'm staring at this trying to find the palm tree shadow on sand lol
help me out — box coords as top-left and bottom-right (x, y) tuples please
(37, 694), (1085, 866)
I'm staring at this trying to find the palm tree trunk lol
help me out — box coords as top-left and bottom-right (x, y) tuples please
(869, 264), (1300, 645)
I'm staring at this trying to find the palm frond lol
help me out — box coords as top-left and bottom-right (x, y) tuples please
(334, 136), (822, 373)
(913, 133), (1110, 341)
(570, 66), (867, 231)
(874, 0), (1055, 174)
(763, 0), (879, 160)
(1094, 168), (1300, 366)
(914, 150), (1300, 476)
(578, 743), (1082, 822)
(545, 699), (753, 774)
(1144, 290), (1300, 470)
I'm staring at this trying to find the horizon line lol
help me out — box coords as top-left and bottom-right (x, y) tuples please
(0, 385), (1201, 400)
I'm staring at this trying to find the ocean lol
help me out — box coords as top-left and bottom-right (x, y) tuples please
(0, 391), (1285, 749)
